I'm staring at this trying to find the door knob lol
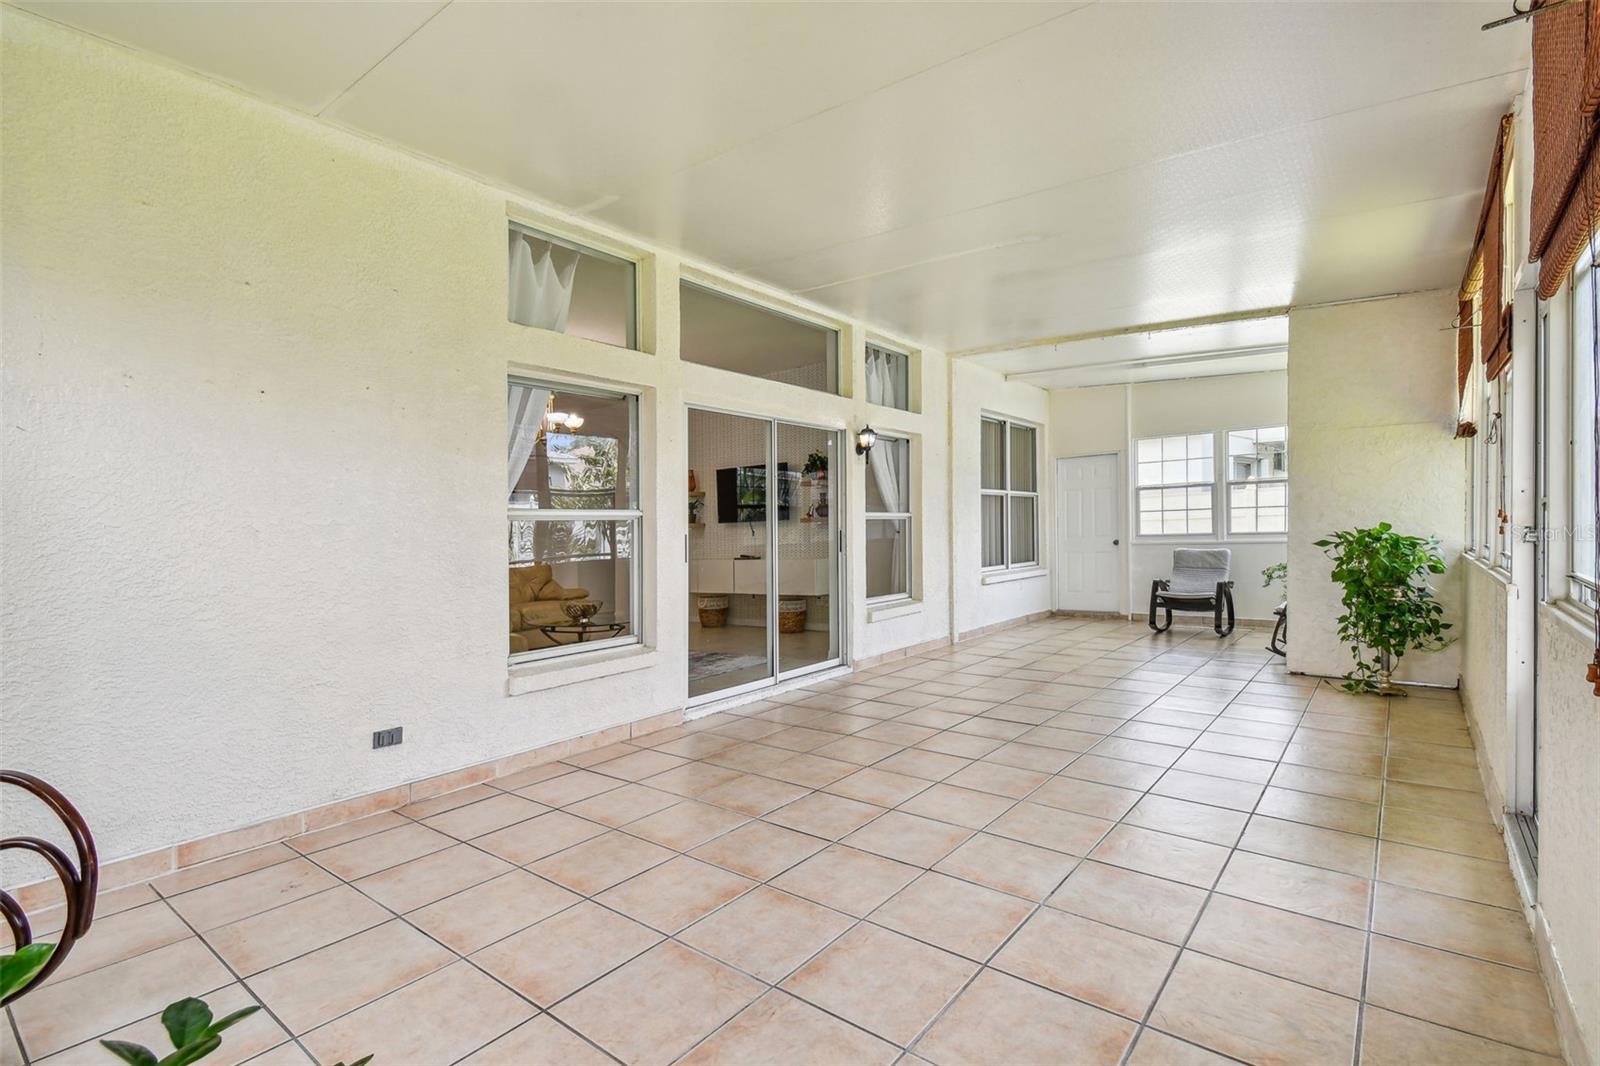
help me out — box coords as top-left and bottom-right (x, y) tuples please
(1113, 539), (1120, 546)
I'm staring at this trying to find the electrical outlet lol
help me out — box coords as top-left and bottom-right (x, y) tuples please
(372, 727), (403, 750)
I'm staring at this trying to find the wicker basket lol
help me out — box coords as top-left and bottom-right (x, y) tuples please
(778, 599), (808, 634)
(697, 596), (729, 628)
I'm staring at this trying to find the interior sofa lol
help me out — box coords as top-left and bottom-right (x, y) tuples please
(509, 563), (590, 653)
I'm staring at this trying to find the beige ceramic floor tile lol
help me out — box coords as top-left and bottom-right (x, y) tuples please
(932, 831), (1079, 902)
(679, 885), (855, 982)
(553, 941), (763, 1066)
(352, 843), (512, 912)
(471, 900), (661, 1005)
(1125, 1029), (1241, 1066)
(1149, 951), (1358, 1066)
(301, 962), (533, 1066)
(1046, 859), (1209, 943)
(993, 907), (1176, 1019)
(46, 900), (191, 982)
(11, 938), (233, 1058)
(517, 768), (625, 806)
(527, 829), (675, 894)
(1379, 805), (1506, 861)
(942, 760), (1048, 798)
(458, 1016), (613, 1066)
(624, 799), (749, 851)
(1377, 840), (1521, 909)
(1237, 814), (1376, 877)
(842, 810), (974, 866)
(1365, 935), (1561, 1056)
(1254, 785), (1379, 836)
(765, 791), (886, 839)
(420, 792), (546, 839)
(310, 823), (455, 881)
(35, 982), (288, 1066)
(1187, 894), (1367, 996)
(1215, 850), (1370, 927)
(896, 783), (1015, 829)
(695, 773), (810, 816)
(1058, 753), (1165, 790)
(985, 801), (1113, 856)
(205, 884), (390, 975)
(914, 969), (1136, 1066)
(474, 809), (608, 865)
(678, 990), (899, 1066)
(689, 819), (829, 880)
(824, 766), (934, 807)
(1358, 1007), (1563, 1066)
(770, 844), (922, 916)
(245, 920), (453, 1034)
(287, 811), (409, 855)
(1124, 794), (1249, 846)
(1028, 774), (1143, 820)
(782, 923), (977, 1046)
(1088, 824), (1230, 888)
(150, 844), (299, 897)
(1372, 880), (1537, 969)
(405, 869), (579, 954)
(168, 857), (339, 931)
(595, 855), (755, 933)
(1151, 769), (1265, 812)
(870, 872), (1034, 960)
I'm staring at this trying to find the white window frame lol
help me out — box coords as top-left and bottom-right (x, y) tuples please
(508, 222), (638, 350)
(1566, 243), (1599, 610)
(508, 376), (643, 665)
(981, 416), (1040, 570)
(1224, 426), (1288, 536)
(865, 434), (914, 602)
(1134, 433), (1216, 538)
(1496, 369), (1515, 572)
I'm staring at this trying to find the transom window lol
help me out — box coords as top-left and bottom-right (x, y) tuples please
(1227, 426), (1288, 534)
(865, 343), (911, 411)
(1136, 434), (1214, 536)
(507, 378), (641, 662)
(507, 223), (636, 349)
(981, 417), (1039, 568)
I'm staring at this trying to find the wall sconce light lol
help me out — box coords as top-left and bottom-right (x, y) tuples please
(855, 425), (877, 458)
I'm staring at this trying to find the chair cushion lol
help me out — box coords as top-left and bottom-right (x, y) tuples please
(1169, 548), (1231, 595)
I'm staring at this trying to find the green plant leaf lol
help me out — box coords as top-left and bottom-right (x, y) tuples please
(206, 1006), (261, 1037)
(334, 1057), (375, 1066)
(0, 942), (54, 1000)
(159, 1035), (221, 1066)
(99, 1040), (158, 1066)
(161, 999), (213, 1049)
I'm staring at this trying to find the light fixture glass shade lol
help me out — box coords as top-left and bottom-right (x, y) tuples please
(855, 425), (878, 456)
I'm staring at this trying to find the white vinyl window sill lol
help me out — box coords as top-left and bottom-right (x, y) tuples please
(508, 645), (660, 696)
(981, 566), (1047, 586)
(867, 598), (922, 623)
(1542, 598), (1599, 641)
(1466, 554), (1514, 588)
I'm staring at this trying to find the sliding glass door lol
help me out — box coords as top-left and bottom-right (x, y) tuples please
(687, 409), (843, 701)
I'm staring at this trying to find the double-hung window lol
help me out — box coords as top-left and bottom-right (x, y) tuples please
(1226, 427), (1288, 534)
(980, 418), (1039, 568)
(1136, 434), (1214, 536)
(1570, 245), (1598, 608)
(507, 378), (641, 662)
(865, 435), (913, 600)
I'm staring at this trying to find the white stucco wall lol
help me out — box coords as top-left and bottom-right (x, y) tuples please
(950, 360), (1051, 635)
(1460, 562), (1511, 808)
(0, 14), (975, 872)
(1046, 371), (1289, 619)
(1286, 291), (1465, 686)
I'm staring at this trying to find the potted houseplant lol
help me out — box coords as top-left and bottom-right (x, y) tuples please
(802, 449), (828, 484)
(1314, 523), (1452, 694)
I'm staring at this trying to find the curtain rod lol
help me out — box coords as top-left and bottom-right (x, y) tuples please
(1482, 0), (1580, 31)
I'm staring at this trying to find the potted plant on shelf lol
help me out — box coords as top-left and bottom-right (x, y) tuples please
(802, 449), (828, 485)
(1314, 523), (1452, 694)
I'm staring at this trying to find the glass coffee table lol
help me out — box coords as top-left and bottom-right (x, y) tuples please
(538, 619), (627, 644)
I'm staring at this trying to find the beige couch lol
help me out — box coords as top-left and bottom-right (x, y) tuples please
(509, 564), (590, 653)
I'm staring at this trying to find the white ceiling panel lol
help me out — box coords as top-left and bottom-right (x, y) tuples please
(12, 0), (1530, 364)
(977, 316), (1289, 377)
(13, 0), (448, 113)
(324, 2), (1077, 211)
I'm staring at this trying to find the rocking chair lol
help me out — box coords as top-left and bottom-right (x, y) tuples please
(1149, 548), (1235, 637)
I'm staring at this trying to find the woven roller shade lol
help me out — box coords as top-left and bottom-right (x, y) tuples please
(1464, 114), (1513, 380)
(1531, 0), (1600, 299)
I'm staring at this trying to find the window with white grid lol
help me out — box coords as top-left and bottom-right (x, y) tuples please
(1226, 427), (1287, 534)
(1135, 434), (1214, 536)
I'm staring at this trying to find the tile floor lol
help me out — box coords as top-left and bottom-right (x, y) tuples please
(5, 617), (1567, 1066)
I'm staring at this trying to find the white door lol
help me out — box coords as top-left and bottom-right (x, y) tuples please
(1055, 454), (1122, 612)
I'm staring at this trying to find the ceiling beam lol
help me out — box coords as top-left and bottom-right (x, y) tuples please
(948, 305), (1292, 359)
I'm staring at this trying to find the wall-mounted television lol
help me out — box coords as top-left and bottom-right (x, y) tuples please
(716, 463), (791, 523)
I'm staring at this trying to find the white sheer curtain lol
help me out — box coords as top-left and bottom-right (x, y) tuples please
(508, 383), (551, 498)
(869, 437), (908, 595)
(509, 231), (579, 332)
(865, 347), (907, 410)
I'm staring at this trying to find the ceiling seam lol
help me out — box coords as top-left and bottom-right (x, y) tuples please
(750, 66), (1531, 277)
(592, 0), (1101, 207)
(313, 0), (454, 118)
